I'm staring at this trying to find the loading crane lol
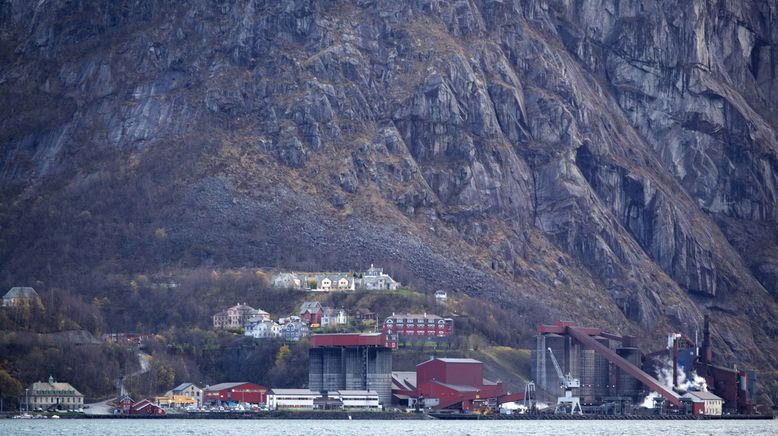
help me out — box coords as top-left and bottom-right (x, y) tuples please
(547, 347), (582, 414)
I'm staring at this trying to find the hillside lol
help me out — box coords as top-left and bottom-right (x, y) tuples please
(1, 0), (777, 405)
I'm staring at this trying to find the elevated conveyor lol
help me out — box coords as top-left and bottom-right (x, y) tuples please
(566, 326), (682, 407)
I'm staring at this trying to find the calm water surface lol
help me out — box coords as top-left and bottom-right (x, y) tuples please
(1, 418), (776, 435)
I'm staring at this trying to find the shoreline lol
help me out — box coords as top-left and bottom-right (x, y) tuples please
(3, 411), (773, 420)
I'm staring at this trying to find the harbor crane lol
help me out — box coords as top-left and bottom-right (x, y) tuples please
(547, 347), (583, 415)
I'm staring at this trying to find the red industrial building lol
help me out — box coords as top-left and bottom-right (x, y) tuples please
(393, 357), (508, 411)
(382, 313), (454, 348)
(203, 382), (268, 405)
(128, 399), (166, 416)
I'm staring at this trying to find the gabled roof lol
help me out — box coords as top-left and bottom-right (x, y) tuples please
(392, 371), (417, 391)
(204, 382), (257, 391)
(686, 391), (722, 401)
(418, 357), (482, 367)
(436, 358), (481, 364)
(171, 382), (200, 393)
(4, 287), (39, 299)
(299, 301), (323, 313)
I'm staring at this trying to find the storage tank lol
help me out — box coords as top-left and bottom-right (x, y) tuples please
(367, 347), (393, 406)
(616, 347), (643, 402)
(321, 347), (344, 391)
(308, 347), (324, 391)
(534, 334), (566, 397)
(580, 337), (610, 404)
(343, 347), (365, 390)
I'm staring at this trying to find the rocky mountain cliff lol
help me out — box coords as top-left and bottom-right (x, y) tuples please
(1, 0), (777, 402)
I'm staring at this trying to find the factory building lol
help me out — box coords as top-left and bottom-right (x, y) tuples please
(391, 357), (513, 411)
(682, 391), (723, 416)
(531, 320), (756, 415)
(202, 382), (268, 405)
(308, 333), (393, 406)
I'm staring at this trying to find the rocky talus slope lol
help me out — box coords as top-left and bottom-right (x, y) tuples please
(1, 0), (776, 402)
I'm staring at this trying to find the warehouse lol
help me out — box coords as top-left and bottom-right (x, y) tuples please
(202, 382), (268, 406)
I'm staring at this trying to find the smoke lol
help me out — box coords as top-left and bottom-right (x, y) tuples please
(640, 358), (707, 408)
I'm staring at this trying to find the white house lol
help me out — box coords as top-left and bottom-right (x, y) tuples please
(434, 290), (448, 303)
(271, 273), (303, 289)
(2, 287), (42, 308)
(321, 308), (348, 327)
(359, 265), (399, 290)
(267, 389), (319, 410)
(245, 319), (282, 339)
(316, 274), (355, 291)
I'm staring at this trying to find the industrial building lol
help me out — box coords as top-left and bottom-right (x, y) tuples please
(391, 357), (522, 411)
(682, 391), (723, 416)
(202, 382), (268, 406)
(268, 388), (381, 410)
(308, 333), (393, 406)
(531, 320), (756, 415)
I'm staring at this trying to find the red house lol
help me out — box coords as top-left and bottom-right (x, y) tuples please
(203, 382), (268, 405)
(128, 399), (166, 416)
(414, 358), (503, 410)
(382, 313), (454, 348)
(299, 302), (324, 325)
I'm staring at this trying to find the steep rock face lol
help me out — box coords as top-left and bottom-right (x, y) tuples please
(1, 0), (777, 400)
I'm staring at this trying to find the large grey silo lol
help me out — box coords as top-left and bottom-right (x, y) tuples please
(344, 347), (365, 390)
(367, 348), (393, 406)
(321, 347), (345, 391)
(616, 347), (643, 402)
(308, 347), (324, 391)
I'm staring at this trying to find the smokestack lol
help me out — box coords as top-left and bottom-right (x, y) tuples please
(672, 335), (679, 388)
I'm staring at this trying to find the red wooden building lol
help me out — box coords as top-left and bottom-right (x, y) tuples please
(382, 313), (453, 348)
(203, 382), (268, 405)
(299, 302), (324, 325)
(128, 399), (166, 416)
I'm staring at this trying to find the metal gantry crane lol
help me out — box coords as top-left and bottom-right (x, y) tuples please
(547, 347), (583, 415)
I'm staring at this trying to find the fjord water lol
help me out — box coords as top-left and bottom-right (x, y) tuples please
(1, 419), (776, 436)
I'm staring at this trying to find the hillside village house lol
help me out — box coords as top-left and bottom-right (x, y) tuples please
(321, 308), (348, 327)
(164, 383), (203, 407)
(434, 290), (448, 303)
(22, 376), (84, 411)
(359, 264), (399, 290)
(2, 287), (42, 308)
(299, 301), (324, 325)
(212, 303), (267, 330)
(271, 273), (303, 289)
(245, 319), (282, 339)
(281, 321), (310, 341)
(382, 313), (454, 346)
(317, 274), (355, 291)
